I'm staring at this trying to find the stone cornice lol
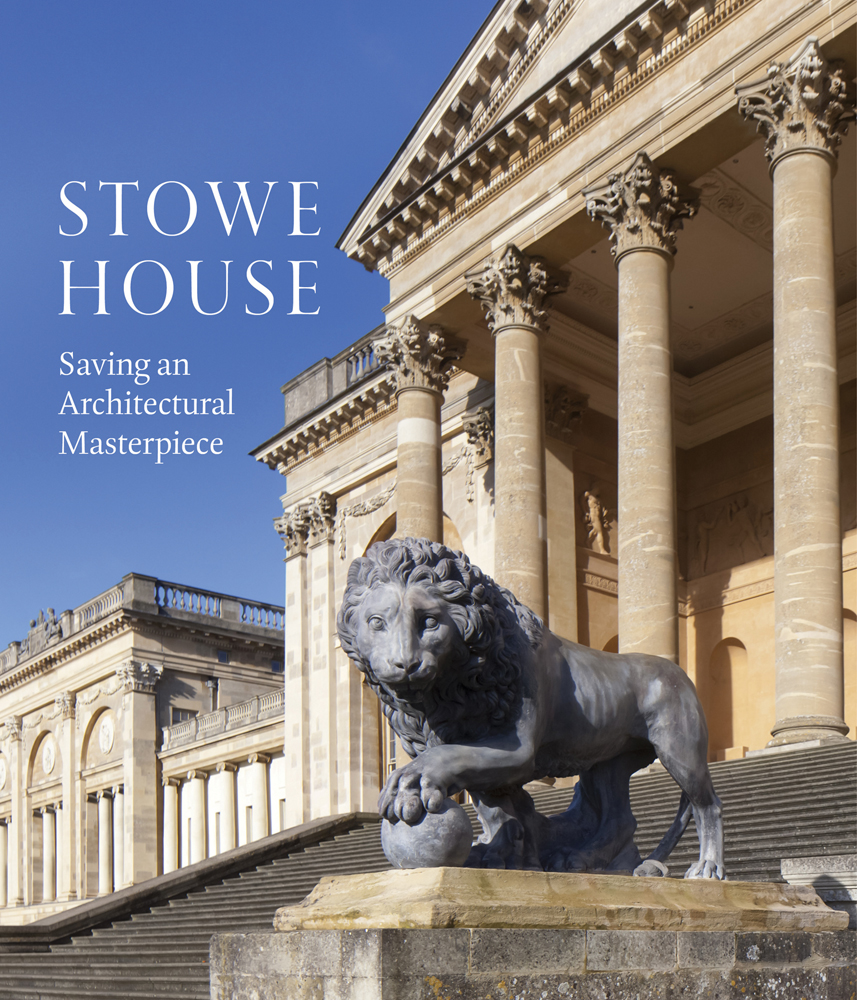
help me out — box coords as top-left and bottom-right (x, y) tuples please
(342, 0), (756, 276)
(254, 372), (396, 475)
(737, 37), (855, 168)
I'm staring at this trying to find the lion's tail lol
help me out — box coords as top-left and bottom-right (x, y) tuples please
(644, 791), (693, 864)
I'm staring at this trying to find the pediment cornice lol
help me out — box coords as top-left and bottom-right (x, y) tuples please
(338, 0), (756, 277)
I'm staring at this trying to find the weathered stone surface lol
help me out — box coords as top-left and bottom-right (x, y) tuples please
(273, 867), (848, 932)
(211, 928), (857, 1000)
(677, 930), (736, 968)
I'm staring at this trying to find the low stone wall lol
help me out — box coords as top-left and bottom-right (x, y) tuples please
(210, 927), (856, 999)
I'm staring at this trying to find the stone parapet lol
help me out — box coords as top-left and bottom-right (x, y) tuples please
(210, 926), (856, 1000)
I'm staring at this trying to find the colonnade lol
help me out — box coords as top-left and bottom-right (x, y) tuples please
(162, 754), (277, 874)
(387, 38), (852, 748)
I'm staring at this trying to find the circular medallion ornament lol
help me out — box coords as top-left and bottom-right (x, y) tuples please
(99, 716), (114, 755)
(0, 755), (7, 790)
(42, 739), (55, 775)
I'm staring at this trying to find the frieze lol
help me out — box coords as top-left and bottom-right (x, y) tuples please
(579, 570), (618, 596)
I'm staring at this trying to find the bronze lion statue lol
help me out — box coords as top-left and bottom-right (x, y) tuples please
(337, 537), (724, 878)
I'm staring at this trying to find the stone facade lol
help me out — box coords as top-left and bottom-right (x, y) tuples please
(0, 574), (284, 924)
(253, 0), (856, 826)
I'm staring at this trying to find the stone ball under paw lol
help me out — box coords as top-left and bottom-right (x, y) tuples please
(381, 798), (473, 869)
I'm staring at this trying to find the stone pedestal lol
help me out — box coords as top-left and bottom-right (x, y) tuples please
(211, 869), (851, 1000)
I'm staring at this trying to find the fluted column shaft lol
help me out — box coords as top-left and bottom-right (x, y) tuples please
(738, 38), (852, 744)
(616, 249), (678, 661)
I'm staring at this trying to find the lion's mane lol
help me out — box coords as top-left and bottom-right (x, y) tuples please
(337, 538), (543, 756)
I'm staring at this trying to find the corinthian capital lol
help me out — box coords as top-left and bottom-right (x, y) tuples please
(307, 492), (337, 544)
(584, 152), (698, 260)
(275, 505), (312, 557)
(374, 316), (459, 394)
(737, 38), (854, 167)
(466, 244), (565, 333)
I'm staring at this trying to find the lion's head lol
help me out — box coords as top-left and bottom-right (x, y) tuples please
(337, 538), (542, 756)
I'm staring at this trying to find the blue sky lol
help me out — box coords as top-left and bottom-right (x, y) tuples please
(0, 3), (492, 643)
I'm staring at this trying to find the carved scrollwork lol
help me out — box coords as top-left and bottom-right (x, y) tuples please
(374, 315), (460, 394)
(584, 152), (698, 259)
(466, 244), (565, 333)
(736, 37), (855, 166)
(277, 492), (338, 555)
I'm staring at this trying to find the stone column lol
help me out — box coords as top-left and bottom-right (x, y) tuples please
(112, 786), (125, 889)
(585, 153), (697, 663)
(375, 316), (458, 542)
(162, 777), (179, 874)
(215, 763), (236, 854)
(276, 507), (311, 829)
(305, 495), (339, 819)
(738, 39), (854, 744)
(247, 754), (269, 842)
(96, 790), (113, 896)
(186, 771), (207, 865)
(117, 662), (161, 885)
(40, 806), (56, 902)
(5, 719), (23, 906)
(56, 693), (76, 901)
(0, 822), (7, 909)
(467, 246), (564, 617)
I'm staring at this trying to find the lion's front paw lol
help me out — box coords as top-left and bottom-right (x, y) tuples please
(685, 859), (725, 880)
(379, 767), (446, 824)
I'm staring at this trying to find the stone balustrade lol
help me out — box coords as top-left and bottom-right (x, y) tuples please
(1, 575), (284, 676)
(161, 689), (285, 750)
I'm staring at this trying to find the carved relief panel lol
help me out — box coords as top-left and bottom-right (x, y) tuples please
(687, 486), (773, 578)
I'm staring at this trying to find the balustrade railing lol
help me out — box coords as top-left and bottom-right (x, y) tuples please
(161, 688), (284, 749)
(346, 343), (380, 385)
(3, 574), (284, 672)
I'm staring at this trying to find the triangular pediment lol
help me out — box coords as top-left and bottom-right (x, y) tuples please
(338, 0), (677, 270)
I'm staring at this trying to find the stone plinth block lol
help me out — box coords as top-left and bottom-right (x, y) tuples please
(273, 867), (847, 933)
(210, 927), (856, 1000)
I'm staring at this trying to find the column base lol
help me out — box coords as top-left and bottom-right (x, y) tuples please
(768, 715), (850, 747)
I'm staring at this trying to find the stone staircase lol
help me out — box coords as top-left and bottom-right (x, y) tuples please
(0, 742), (852, 1000)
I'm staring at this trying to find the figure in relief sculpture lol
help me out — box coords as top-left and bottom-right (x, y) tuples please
(337, 538), (724, 878)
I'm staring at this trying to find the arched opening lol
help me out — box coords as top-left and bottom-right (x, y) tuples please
(363, 513), (463, 554)
(707, 638), (748, 758)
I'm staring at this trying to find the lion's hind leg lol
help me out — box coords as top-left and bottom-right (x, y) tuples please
(652, 731), (724, 880)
